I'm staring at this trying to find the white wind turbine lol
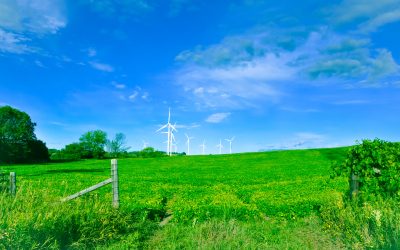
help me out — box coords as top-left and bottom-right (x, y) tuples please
(199, 140), (206, 155)
(142, 140), (149, 149)
(216, 139), (223, 154)
(225, 136), (235, 154)
(156, 108), (177, 156)
(185, 133), (194, 155)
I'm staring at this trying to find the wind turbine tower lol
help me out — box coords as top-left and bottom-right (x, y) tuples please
(142, 140), (149, 149)
(199, 140), (206, 155)
(156, 108), (177, 156)
(185, 133), (194, 155)
(216, 139), (223, 154)
(225, 136), (235, 154)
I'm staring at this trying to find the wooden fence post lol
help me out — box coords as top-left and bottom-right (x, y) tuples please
(349, 173), (359, 199)
(10, 172), (16, 196)
(111, 159), (119, 208)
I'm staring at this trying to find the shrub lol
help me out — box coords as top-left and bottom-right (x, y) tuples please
(332, 139), (400, 200)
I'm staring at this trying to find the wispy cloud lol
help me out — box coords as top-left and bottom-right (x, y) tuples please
(111, 81), (126, 89)
(205, 112), (231, 123)
(263, 132), (327, 150)
(89, 62), (114, 72)
(0, 0), (66, 54)
(87, 48), (97, 57)
(141, 92), (149, 100)
(331, 0), (400, 33)
(127, 87), (149, 102)
(174, 28), (399, 111)
(175, 123), (201, 129)
(34, 60), (45, 68)
(0, 29), (34, 54)
(81, 0), (153, 20)
(129, 91), (139, 101)
(332, 100), (369, 105)
(173, 33), (298, 108)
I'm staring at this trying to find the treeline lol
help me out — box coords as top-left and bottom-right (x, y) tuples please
(0, 105), (184, 164)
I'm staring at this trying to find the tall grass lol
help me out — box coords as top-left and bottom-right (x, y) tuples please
(320, 197), (400, 249)
(0, 184), (157, 249)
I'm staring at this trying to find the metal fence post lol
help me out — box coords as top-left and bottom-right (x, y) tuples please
(111, 159), (119, 208)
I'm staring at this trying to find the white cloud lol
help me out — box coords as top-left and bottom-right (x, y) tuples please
(87, 48), (97, 57)
(332, 0), (400, 33)
(264, 132), (327, 150)
(295, 132), (325, 143)
(0, 0), (66, 54)
(205, 112), (231, 123)
(34, 60), (45, 68)
(332, 100), (369, 105)
(89, 62), (114, 72)
(175, 55), (290, 108)
(0, 29), (34, 54)
(141, 92), (149, 100)
(175, 123), (201, 129)
(81, 0), (153, 19)
(0, 0), (66, 33)
(111, 81), (126, 89)
(129, 91), (139, 101)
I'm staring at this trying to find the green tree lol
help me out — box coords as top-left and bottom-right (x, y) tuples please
(79, 130), (107, 159)
(0, 106), (48, 163)
(106, 133), (130, 158)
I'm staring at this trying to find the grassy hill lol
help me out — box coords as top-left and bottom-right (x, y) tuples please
(0, 147), (357, 248)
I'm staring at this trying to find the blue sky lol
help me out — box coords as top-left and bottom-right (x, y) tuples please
(1, 0), (400, 154)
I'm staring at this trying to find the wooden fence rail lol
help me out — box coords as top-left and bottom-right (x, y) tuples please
(61, 159), (119, 208)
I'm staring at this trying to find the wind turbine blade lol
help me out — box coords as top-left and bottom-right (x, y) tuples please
(171, 123), (177, 132)
(171, 133), (176, 142)
(156, 124), (168, 132)
(231, 136), (235, 141)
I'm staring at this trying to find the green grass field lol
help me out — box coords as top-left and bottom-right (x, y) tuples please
(3, 146), (394, 249)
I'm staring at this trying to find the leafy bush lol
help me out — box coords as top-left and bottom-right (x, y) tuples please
(332, 139), (400, 200)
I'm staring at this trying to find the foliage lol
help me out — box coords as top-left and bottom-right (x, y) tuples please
(0, 187), (158, 249)
(332, 139), (400, 199)
(0, 106), (49, 163)
(138, 147), (166, 158)
(0, 105), (36, 142)
(79, 130), (108, 159)
(11, 146), (400, 248)
(106, 133), (130, 158)
(50, 143), (83, 162)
